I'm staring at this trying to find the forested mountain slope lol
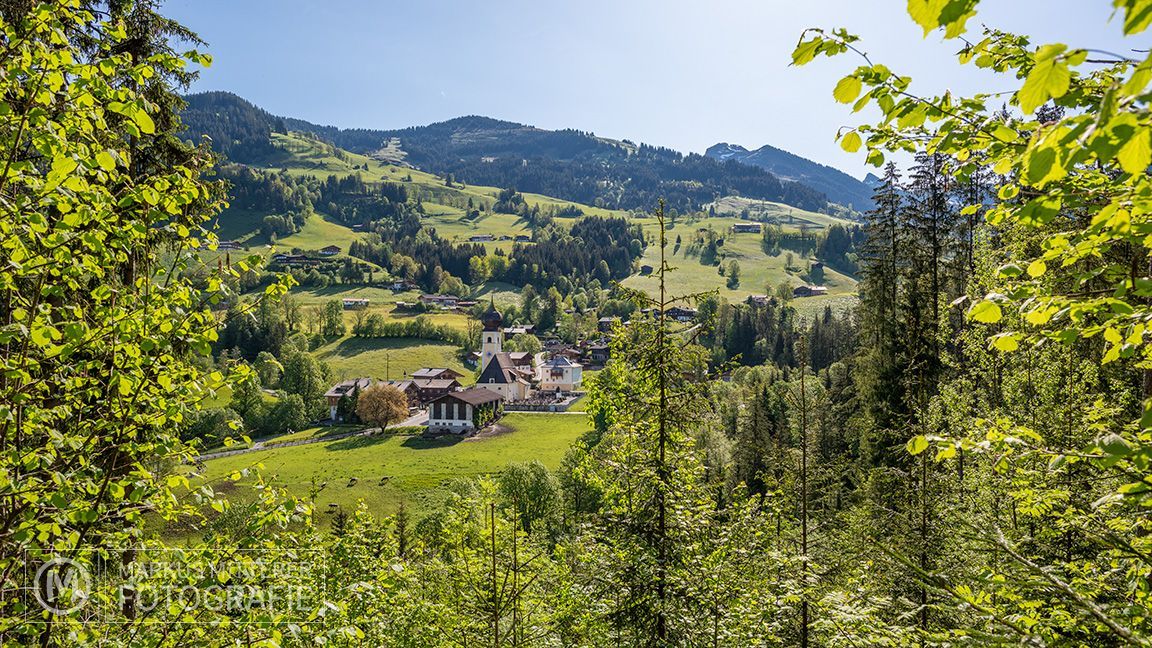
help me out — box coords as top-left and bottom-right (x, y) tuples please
(181, 91), (834, 214)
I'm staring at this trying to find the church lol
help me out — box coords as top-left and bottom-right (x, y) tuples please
(476, 301), (534, 401)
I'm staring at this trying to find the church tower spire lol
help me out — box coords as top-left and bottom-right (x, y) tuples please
(480, 299), (503, 370)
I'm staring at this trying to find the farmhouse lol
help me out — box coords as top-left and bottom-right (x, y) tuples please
(502, 325), (536, 337)
(342, 298), (369, 310)
(665, 306), (698, 322)
(426, 388), (504, 434)
(378, 380), (421, 409)
(746, 294), (776, 307)
(412, 367), (465, 381)
(586, 343), (610, 366)
(270, 254), (321, 268)
(598, 316), (620, 333)
(468, 234), (495, 242)
(536, 355), (583, 392)
(419, 294), (458, 308)
(793, 285), (829, 297)
(732, 222), (763, 233)
(319, 245), (341, 256)
(514, 234), (532, 242)
(324, 377), (373, 422)
(412, 378), (462, 403)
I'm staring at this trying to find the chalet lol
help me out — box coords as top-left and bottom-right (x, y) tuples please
(793, 285), (829, 297)
(456, 300), (478, 309)
(746, 294), (776, 307)
(412, 378), (461, 403)
(598, 316), (620, 333)
(426, 388), (504, 434)
(418, 294), (458, 309)
(389, 280), (418, 292)
(212, 240), (244, 251)
(270, 254), (321, 268)
(468, 234), (495, 242)
(586, 343), (610, 365)
(507, 351), (535, 369)
(324, 378), (373, 421)
(412, 368), (465, 381)
(342, 298), (369, 310)
(536, 355), (583, 392)
(502, 325), (536, 337)
(665, 306), (698, 322)
(514, 235), (531, 242)
(732, 222), (763, 233)
(379, 380), (421, 409)
(319, 245), (341, 256)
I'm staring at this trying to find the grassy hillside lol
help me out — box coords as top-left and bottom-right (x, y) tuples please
(314, 336), (470, 383)
(197, 413), (589, 518)
(623, 215), (857, 305)
(261, 132), (626, 219)
(706, 196), (857, 229)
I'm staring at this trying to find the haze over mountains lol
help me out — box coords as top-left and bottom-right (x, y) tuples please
(182, 91), (868, 217)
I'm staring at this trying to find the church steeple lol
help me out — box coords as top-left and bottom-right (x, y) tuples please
(480, 299), (504, 369)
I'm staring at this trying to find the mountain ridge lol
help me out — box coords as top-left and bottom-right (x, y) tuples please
(181, 91), (843, 215)
(704, 142), (874, 211)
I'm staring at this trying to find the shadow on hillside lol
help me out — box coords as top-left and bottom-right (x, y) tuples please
(400, 435), (465, 450)
(328, 337), (433, 358)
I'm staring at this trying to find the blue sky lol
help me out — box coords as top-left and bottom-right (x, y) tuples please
(165, 1), (1134, 179)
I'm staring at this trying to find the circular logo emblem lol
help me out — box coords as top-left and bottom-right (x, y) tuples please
(34, 557), (91, 615)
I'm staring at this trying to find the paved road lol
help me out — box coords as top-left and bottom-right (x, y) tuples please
(195, 410), (430, 462)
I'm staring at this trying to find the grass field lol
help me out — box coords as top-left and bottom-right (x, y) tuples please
(706, 196), (858, 230)
(276, 214), (365, 254)
(313, 335), (471, 383)
(623, 215), (857, 303)
(196, 412), (589, 519)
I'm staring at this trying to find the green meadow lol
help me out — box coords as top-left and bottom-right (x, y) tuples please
(623, 215), (857, 304)
(196, 412), (590, 519)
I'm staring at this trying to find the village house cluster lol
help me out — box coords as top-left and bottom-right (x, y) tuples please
(323, 301), (590, 435)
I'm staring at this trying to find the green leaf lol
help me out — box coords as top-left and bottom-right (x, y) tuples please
(907, 435), (929, 456)
(1026, 259), (1047, 278)
(1116, 128), (1152, 174)
(95, 151), (116, 172)
(969, 300), (1002, 324)
(991, 333), (1019, 352)
(133, 109), (156, 135)
(791, 37), (822, 66)
(1018, 53), (1071, 114)
(907, 0), (977, 36)
(840, 131), (863, 153)
(833, 76), (863, 104)
(1099, 433), (1132, 458)
(1115, 0), (1152, 35)
(992, 123), (1019, 143)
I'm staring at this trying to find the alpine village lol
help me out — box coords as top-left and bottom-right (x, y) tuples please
(6, 1), (1152, 646)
